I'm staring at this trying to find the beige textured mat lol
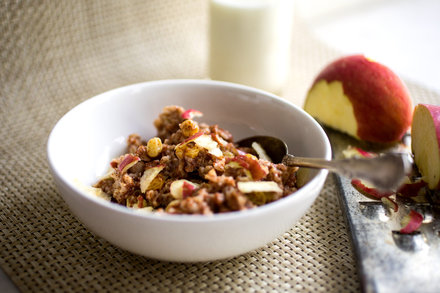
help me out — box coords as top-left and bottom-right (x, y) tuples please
(1, 1), (439, 292)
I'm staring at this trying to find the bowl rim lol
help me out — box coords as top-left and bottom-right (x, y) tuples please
(47, 79), (331, 223)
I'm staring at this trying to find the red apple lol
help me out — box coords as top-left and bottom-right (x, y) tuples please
(411, 104), (440, 189)
(304, 55), (413, 143)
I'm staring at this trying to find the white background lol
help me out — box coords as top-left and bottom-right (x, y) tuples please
(296, 0), (440, 95)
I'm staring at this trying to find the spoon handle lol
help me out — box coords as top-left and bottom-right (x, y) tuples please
(282, 153), (411, 191)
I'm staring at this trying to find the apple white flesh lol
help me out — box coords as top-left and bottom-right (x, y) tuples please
(193, 134), (223, 157)
(237, 181), (282, 194)
(411, 104), (440, 189)
(305, 80), (358, 139)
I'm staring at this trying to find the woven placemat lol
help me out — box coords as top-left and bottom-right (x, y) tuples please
(1, 1), (439, 292)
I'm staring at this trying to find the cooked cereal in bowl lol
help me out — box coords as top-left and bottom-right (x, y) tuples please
(93, 105), (299, 214)
(47, 79), (331, 262)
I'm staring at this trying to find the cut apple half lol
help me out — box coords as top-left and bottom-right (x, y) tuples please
(304, 55), (413, 143)
(193, 134), (223, 157)
(170, 179), (199, 199)
(140, 165), (165, 193)
(237, 181), (282, 194)
(411, 104), (440, 189)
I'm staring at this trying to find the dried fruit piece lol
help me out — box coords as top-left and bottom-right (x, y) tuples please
(146, 137), (163, 158)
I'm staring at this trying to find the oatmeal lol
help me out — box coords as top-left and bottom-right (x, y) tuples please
(93, 105), (299, 214)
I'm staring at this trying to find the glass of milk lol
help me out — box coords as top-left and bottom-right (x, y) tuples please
(209, 0), (294, 94)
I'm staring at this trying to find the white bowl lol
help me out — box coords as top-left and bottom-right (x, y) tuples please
(47, 79), (331, 262)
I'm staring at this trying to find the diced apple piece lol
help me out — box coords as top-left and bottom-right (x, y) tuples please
(140, 165), (165, 193)
(181, 109), (203, 120)
(400, 210), (423, 234)
(227, 154), (268, 180)
(411, 104), (440, 189)
(193, 134), (223, 157)
(304, 55), (413, 143)
(251, 142), (272, 162)
(175, 132), (204, 159)
(170, 179), (199, 199)
(175, 132), (223, 158)
(118, 154), (140, 173)
(237, 181), (282, 194)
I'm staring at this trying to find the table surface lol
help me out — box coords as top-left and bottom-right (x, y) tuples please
(1, 1), (439, 292)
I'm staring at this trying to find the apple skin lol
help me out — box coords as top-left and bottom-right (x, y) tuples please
(411, 104), (440, 189)
(304, 55), (413, 143)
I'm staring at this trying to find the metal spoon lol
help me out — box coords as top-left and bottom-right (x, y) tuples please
(237, 135), (412, 191)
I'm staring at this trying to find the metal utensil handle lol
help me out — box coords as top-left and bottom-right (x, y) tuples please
(282, 153), (411, 191)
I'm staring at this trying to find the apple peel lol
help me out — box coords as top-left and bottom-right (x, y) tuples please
(400, 210), (423, 234)
(396, 177), (427, 198)
(351, 178), (394, 199)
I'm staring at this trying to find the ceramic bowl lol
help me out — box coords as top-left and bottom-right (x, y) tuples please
(47, 79), (331, 262)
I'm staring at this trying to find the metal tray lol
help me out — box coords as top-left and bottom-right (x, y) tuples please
(327, 128), (440, 293)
